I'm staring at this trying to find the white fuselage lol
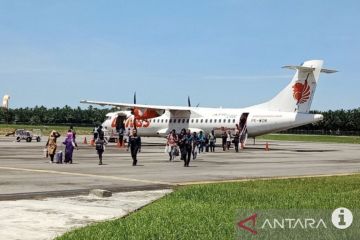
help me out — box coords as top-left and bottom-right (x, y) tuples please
(102, 107), (323, 138)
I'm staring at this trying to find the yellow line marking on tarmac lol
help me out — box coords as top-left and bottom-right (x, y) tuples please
(0, 166), (174, 186)
(176, 173), (359, 186)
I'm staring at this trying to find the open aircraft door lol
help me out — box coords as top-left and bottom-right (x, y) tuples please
(238, 113), (249, 146)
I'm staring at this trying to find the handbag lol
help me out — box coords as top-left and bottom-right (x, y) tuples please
(43, 148), (48, 158)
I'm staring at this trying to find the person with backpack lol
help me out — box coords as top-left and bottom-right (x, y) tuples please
(127, 128), (141, 166)
(192, 132), (199, 160)
(95, 132), (107, 165)
(198, 131), (205, 153)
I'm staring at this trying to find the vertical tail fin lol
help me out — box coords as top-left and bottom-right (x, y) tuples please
(255, 60), (336, 113)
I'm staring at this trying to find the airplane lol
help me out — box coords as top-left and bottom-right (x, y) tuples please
(81, 60), (337, 144)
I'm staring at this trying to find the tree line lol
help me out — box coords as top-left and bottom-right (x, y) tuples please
(1, 106), (360, 132)
(0, 105), (113, 126)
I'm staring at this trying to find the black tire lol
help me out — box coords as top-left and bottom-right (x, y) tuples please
(26, 137), (32, 142)
(16, 137), (21, 142)
(36, 137), (41, 142)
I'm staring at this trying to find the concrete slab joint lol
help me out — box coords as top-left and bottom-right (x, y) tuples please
(89, 189), (112, 198)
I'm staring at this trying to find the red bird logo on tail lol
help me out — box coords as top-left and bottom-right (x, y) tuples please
(292, 75), (311, 104)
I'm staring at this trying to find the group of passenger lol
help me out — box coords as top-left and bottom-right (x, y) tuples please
(45, 126), (78, 164)
(45, 126), (241, 167)
(221, 130), (241, 152)
(166, 128), (241, 167)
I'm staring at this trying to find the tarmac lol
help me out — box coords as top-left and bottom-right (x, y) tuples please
(0, 135), (359, 239)
(0, 135), (359, 199)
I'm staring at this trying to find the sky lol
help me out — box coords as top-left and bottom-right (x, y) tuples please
(0, 0), (359, 111)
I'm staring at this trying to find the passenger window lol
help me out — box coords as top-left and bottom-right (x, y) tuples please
(201, 119), (203, 123)
(205, 119), (208, 123)
(214, 119), (217, 123)
(196, 119), (199, 123)
(191, 119), (194, 123)
(209, 119), (212, 123)
(165, 119), (168, 123)
(169, 119), (172, 123)
(157, 119), (160, 123)
(182, 119), (185, 123)
(186, 119), (189, 123)
(228, 119), (230, 123)
(233, 119), (235, 123)
(178, 119), (181, 123)
(161, 119), (164, 123)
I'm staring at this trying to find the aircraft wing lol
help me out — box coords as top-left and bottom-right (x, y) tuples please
(80, 100), (192, 118)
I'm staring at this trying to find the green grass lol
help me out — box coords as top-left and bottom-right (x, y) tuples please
(0, 124), (92, 136)
(259, 134), (360, 144)
(57, 174), (360, 240)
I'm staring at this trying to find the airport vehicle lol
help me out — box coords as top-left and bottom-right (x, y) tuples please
(15, 129), (42, 142)
(81, 60), (336, 145)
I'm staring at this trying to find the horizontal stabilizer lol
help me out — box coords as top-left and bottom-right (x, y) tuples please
(320, 68), (338, 74)
(282, 65), (337, 74)
(282, 65), (314, 72)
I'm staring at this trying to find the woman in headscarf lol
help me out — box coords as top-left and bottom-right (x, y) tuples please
(46, 130), (61, 163)
(63, 130), (76, 164)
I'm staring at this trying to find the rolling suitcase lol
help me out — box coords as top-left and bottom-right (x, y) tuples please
(55, 151), (63, 164)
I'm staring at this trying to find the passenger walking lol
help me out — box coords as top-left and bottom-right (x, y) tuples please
(69, 126), (77, 143)
(127, 129), (141, 166)
(126, 128), (131, 146)
(184, 130), (193, 167)
(198, 131), (205, 153)
(221, 130), (227, 151)
(166, 129), (178, 161)
(178, 128), (187, 161)
(233, 131), (240, 152)
(95, 134), (107, 165)
(46, 130), (61, 163)
(226, 130), (232, 150)
(209, 130), (216, 152)
(93, 125), (99, 140)
(118, 128), (125, 147)
(63, 130), (76, 164)
(192, 132), (199, 160)
(204, 134), (209, 152)
(116, 120), (125, 147)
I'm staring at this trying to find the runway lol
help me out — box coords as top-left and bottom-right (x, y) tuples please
(0, 135), (359, 200)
